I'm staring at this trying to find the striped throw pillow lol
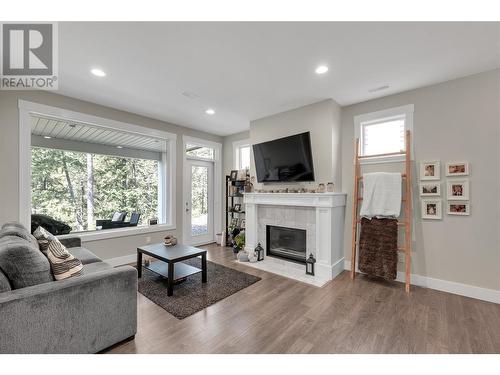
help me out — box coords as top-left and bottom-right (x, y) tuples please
(33, 226), (83, 280)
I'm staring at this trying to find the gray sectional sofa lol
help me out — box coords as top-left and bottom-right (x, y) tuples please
(0, 222), (137, 353)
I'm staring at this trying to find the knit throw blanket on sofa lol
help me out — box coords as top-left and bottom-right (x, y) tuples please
(358, 217), (398, 281)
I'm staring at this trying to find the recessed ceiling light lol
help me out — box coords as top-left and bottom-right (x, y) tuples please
(43, 136), (52, 139)
(315, 65), (329, 74)
(91, 68), (106, 77)
(205, 108), (215, 115)
(116, 145), (123, 149)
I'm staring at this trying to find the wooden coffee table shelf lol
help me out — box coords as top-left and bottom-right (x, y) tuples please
(145, 261), (201, 281)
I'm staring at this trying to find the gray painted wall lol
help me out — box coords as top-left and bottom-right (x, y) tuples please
(0, 91), (222, 260)
(248, 99), (342, 191)
(341, 69), (500, 291)
(221, 131), (250, 229)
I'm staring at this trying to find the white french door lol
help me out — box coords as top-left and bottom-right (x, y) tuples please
(184, 159), (214, 245)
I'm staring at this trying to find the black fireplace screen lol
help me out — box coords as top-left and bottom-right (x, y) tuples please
(266, 225), (306, 263)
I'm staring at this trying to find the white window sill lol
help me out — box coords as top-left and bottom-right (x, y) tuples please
(57, 224), (175, 242)
(359, 154), (407, 165)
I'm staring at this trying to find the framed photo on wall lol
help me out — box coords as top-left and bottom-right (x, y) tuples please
(419, 161), (440, 180)
(419, 182), (441, 197)
(421, 199), (442, 220)
(446, 179), (469, 200)
(446, 161), (469, 176)
(447, 201), (470, 216)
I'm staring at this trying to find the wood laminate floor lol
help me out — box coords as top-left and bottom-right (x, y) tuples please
(107, 244), (500, 354)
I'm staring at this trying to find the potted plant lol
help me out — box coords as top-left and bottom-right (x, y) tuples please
(233, 231), (245, 253)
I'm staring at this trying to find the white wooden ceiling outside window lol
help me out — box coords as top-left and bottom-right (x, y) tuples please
(30, 115), (167, 153)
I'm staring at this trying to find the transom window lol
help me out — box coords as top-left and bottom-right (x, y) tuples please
(185, 143), (215, 160)
(354, 104), (414, 163)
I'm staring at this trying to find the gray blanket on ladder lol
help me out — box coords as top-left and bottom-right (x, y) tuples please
(358, 217), (398, 281)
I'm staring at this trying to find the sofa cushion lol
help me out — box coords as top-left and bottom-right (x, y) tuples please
(0, 270), (11, 293)
(0, 235), (53, 289)
(33, 226), (83, 281)
(82, 261), (112, 274)
(0, 222), (39, 249)
(68, 247), (101, 265)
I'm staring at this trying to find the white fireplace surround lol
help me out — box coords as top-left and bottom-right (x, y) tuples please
(243, 192), (347, 285)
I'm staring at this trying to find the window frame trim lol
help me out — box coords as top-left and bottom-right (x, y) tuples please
(353, 104), (414, 165)
(19, 99), (177, 237)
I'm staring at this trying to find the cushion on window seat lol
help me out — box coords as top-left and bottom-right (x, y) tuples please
(68, 247), (101, 265)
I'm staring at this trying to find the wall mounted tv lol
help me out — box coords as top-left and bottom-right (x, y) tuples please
(253, 132), (315, 183)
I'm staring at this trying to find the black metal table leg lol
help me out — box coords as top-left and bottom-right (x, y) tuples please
(137, 251), (142, 278)
(167, 262), (174, 296)
(202, 253), (207, 283)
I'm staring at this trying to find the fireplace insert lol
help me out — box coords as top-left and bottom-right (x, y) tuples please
(266, 225), (306, 263)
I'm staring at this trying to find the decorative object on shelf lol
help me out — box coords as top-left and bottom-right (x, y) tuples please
(230, 217), (238, 228)
(421, 199), (442, 220)
(419, 161), (440, 180)
(317, 183), (326, 193)
(237, 250), (249, 262)
(144, 259), (150, 267)
(446, 179), (469, 200)
(230, 170), (238, 181)
(248, 250), (257, 263)
(164, 234), (178, 246)
(446, 161), (469, 176)
(233, 203), (241, 212)
(239, 219), (246, 229)
(419, 182), (441, 197)
(148, 218), (158, 226)
(255, 243), (264, 261)
(447, 201), (470, 216)
(326, 182), (334, 192)
(237, 169), (247, 180)
(305, 253), (316, 276)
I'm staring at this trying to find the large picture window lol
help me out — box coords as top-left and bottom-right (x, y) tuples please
(31, 147), (159, 232)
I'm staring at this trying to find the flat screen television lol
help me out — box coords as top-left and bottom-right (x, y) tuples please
(253, 132), (315, 183)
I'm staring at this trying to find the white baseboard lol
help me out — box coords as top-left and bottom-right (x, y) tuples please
(105, 254), (136, 267)
(344, 260), (500, 304)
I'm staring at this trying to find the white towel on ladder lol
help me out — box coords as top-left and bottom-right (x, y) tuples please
(359, 172), (402, 218)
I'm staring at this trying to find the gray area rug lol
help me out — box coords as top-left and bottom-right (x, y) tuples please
(138, 258), (261, 319)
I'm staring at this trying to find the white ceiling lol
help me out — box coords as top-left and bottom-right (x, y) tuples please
(58, 22), (500, 136)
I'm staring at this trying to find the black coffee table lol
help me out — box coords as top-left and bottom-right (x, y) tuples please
(137, 243), (207, 296)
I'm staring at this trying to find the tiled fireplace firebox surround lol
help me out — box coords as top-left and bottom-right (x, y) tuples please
(243, 193), (347, 286)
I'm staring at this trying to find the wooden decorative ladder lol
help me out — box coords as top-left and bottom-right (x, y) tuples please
(350, 130), (412, 293)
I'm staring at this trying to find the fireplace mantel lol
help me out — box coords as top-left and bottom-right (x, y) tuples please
(243, 192), (347, 284)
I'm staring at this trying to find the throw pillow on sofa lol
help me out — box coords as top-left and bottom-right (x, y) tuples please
(33, 226), (83, 280)
(0, 221), (39, 249)
(0, 235), (53, 289)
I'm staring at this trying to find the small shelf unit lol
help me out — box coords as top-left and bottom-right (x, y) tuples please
(225, 175), (247, 244)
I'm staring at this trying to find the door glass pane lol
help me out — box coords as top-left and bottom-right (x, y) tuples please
(191, 165), (209, 236)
